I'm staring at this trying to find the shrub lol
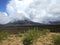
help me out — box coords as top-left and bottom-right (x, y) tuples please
(23, 29), (50, 45)
(23, 29), (40, 45)
(41, 29), (50, 35)
(0, 31), (9, 41)
(17, 32), (23, 37)
(53, 35), (60, 45)
(23, 38), (33, 45)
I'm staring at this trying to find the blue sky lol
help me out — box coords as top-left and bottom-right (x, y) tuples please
(0, 0), (9, 12)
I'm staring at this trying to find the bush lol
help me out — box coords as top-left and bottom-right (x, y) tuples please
(17, 32), (23, 37)
(41, 29), (50, 35)
(53, 35), (60, 45)
(23, 29), (50, 45)
(23, 38), (33, 45)
(0, 31), (9, 41)
(23, 29), (40, 45)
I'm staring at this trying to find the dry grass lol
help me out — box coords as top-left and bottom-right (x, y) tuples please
(0, 32), (60, 45)
(1, 34), (24, 45)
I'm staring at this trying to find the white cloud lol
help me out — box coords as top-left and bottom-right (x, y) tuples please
(6, 0), (33, 20)
(0, 0), (60, 24)
(0, 12), (11, 24)
(26, 0), (60, 23)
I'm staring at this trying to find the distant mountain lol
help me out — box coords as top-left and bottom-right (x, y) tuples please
(3, 20), (42, 26)
(49, 21), (60, 25)
(0, 20), (60, 27)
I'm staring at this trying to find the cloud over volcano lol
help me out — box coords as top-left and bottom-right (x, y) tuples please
(0, 0), (60, 24)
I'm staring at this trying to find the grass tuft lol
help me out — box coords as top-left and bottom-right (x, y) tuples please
(0, 31), (9, 41)
(23, 28), (50, 45)
(53, 35), (60, 45)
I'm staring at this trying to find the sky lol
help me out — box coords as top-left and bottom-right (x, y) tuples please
(0, 0), (60, 24)
(0, 0), (9, 12)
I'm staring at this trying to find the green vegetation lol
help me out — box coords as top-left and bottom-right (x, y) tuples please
(23, 29), (50, 45)
(0, 31), (9, 41)
(53, 35), (60, 45)
(0, 28), (60, 45)
(17, 32), (23, 37)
